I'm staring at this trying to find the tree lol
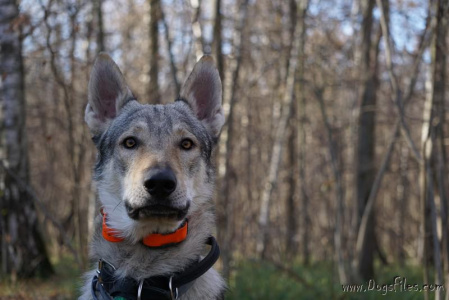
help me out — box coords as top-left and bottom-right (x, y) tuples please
(429, 0), (449, 297)
(218, 0), (250, 280)
(257, 0), (308, 259)
(0, 0), (53, 279)
(160, 3), (180, 95)
(0, 0), (445, 295)
(212, 0), (224, 81)
(148, 0), (161, 103)
(354, 0), (380, 281)
(190, 0), (204, 60)
(420, 0), (447, 298)
(94, 0), (105, 52)
(286, 0), (309, 261)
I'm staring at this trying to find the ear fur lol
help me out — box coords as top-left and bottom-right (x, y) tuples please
(179, 56), (224, 138)
(85, 53), (134, 135)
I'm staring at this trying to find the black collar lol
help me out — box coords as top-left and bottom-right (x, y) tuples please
(91, 236), (220, 300)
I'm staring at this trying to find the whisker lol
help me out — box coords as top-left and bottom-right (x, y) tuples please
(113, 201), (121, 212)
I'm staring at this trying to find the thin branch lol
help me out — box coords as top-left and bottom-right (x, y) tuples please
(375, 0), (424, 162)
(313, 86), (348, 285)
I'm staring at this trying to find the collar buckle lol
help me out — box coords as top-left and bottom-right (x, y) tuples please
(97, 259), (116, 284)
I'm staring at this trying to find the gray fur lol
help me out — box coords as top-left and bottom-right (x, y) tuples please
(80, 54), (225, 299)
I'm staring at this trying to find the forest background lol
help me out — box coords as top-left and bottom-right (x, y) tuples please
(1, 0), (449, 299)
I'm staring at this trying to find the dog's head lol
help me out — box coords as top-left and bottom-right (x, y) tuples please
(85, 53), (224, 242)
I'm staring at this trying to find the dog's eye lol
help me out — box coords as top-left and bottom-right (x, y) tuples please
(180, 138), (194, 150)
(123, 137), (137, 149)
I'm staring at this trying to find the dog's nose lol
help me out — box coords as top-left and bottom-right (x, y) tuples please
(144, 168), (177, 198)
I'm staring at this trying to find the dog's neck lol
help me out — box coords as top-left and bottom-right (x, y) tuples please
(91, 205), (215, 281)
(101, 209), (189, 248)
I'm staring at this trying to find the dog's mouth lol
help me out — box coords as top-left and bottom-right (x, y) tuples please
(126, 202), (190, 221)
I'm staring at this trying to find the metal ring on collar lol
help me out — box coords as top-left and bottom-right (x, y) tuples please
(169, 276), (178, 300)
(98, 259), (116, 271)
(137, 279), (144, 300)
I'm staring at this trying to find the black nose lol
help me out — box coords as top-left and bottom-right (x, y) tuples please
(144, 168), (177, 198)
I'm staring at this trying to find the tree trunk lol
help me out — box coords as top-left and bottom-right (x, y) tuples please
(420, 39), (435, 300)
(94, 0), (105, 52)
(257, 0), (308, 259)
(212, 0), (224, 81)
(434, 3), (449, 291)
(160, 3), (180, 96)
(285, 0), (309, 260)
(354, 0), (432, 285)
(68, 4), (88, 268)
(419, 1), (448, 298)
(218, 0), (249, 281)
(85, 10), (97, 249)
(297, 1), (310, 265)
(0, 0), (53, 279)
(148, 0), (161, 103)
(424, 1), (447, 298)
(42, 0), (87, 266)
(190, 0), (204, 60)
(397, 144), (408, 265)
(314, 87), (348, 285)
(354, 0), (379, 281)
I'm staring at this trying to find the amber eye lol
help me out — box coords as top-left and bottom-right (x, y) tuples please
(123, 137), (137, 149)
(180, 138), (194, 150)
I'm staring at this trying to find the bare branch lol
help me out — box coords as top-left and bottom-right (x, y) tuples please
(375, 0), (425, 162)
(314, 86), (348, 285)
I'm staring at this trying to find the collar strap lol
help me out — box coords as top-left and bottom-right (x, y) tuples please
(91, 236), (221, 300)
(101, 209), (189, 248)
(101, 210), (124, 243)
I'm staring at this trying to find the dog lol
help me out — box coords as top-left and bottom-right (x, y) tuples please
(79, 53), (226, 300)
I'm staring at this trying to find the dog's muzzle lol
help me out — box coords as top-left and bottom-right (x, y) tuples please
(126, 167), (190, 220)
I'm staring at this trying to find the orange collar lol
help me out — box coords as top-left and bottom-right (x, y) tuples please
(101, 209), (188, 248)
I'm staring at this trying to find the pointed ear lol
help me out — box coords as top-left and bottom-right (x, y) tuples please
(179, 56), (224, 138)
(85, 53), (134, 135)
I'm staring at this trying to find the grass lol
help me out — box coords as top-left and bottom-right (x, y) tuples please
(226, 260), (435, 300)
(0, 257), (439, 300)
(0, 255), (81, 300)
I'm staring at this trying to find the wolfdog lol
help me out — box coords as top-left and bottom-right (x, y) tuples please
(79, 53), (225, 300)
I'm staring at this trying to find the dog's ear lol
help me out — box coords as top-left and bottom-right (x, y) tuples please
(179, 56), (224, 138)
(85, 53), (134, 135)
